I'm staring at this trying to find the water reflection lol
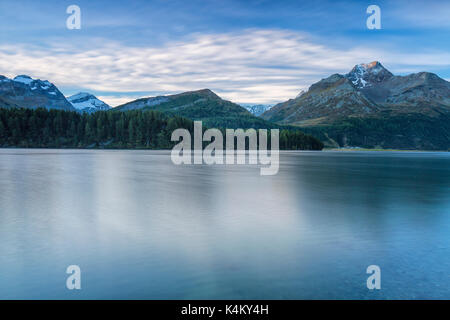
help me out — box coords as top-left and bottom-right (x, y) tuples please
(0, 150), (449, 299)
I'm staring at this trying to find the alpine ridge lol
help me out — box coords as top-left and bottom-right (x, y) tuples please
(67, 92), (111, 113)
(0, 75), (75, 111)
(261, 62), (450, 150)
(115, 89), (279, 129)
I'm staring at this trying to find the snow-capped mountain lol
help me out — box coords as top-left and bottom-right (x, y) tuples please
(262, 61), (450, 124)
(0, 75), (75, 111)
(241, 104), (273, 116)
(261, 61), (450, 149)
(345, 61), (393, 89)
(67, 92), (111, 113)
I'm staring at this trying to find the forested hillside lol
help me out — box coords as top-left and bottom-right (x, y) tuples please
(0, 108), (323, 150)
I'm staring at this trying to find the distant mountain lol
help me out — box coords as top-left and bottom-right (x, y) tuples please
(67, 92), (111, 113)
(116, 89), (279, 129)
(346, 61), (394, 89)
(262, 62), (450, 150)
(0, 75), (75, 111)
(262, 73), (378, 124)
(241, 104), (273, 116)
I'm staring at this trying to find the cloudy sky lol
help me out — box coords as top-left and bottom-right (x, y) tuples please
(0, 0), (449, 106)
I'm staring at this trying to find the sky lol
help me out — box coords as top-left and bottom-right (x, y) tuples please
(0, 0), (449, 106)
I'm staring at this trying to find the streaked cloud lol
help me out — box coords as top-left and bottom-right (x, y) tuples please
(0, 29), (449, 105)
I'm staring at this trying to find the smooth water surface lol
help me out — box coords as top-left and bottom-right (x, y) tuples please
(0, 149), (449, 299)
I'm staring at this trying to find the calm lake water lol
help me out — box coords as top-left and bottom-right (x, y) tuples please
(0, 149), (449, 299)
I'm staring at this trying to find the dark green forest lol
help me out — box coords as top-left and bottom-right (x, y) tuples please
(0, 108), (324, 150)
(301, 112), (450, 150)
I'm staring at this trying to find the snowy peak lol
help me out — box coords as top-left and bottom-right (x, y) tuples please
(13, 75), (34, 85)
(13, 75), (53, 88)
(67, 92), (111, 113)
(68, 92), (96, 102)
(350, 61), (387, 75)
(0, 75), (74, 111)
(360, 61), (384, 71)
(241, 104), (273, 116)
(345, 61), (393, 88)
(10, 75), (60, 95)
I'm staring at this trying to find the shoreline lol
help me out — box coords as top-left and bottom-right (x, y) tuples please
(1, 146), (449, 153)
(324, 147), (449, 152)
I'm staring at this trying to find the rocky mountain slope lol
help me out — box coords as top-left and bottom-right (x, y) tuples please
(0, 75), (75, 111)
(116, 89), (279, 129)
(262, 62), (450, 125)
(262, 73), (378, 124)
(67, 92), (111, 113)
(261, 62), (450, 149)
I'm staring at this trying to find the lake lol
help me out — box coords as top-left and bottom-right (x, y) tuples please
(0, 149), (449, 299)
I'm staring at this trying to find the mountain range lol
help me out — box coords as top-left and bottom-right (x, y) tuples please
(262, 61), (450, 124)
(1, 62), (449, 150)
(0, 75), (111, 114)
(0, 75), (277, 129)
(262, 62), (450, 150)
(115, 89), (278, 129)
(0, 75), (75, 111)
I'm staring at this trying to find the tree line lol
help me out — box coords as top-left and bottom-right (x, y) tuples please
(0, 108), (324, 150)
